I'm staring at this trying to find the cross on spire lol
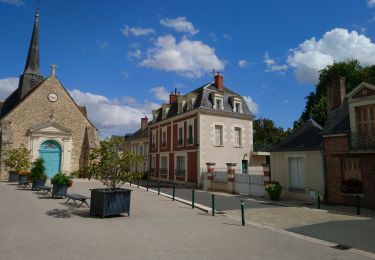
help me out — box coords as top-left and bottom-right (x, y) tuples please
(50, 64), (57, 76)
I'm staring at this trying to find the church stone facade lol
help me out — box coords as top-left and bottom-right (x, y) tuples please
(0, 10), (99, 180)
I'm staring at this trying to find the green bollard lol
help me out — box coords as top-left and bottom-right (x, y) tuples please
(158, 181), (160, 195)
(317, 194), (321, 209)
(241, 200), (245, 226)
(137, 178), (140, 188)
(129, 180), (132, 186)
(212, 194), (215, 216)
(192, 189), (195, 209)
(357, 194), (360, 215)
(172, 184), (175, 201)
(146, 179), (149, 191)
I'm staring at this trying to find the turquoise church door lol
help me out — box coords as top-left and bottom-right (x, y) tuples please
(39, 140), (62, 178)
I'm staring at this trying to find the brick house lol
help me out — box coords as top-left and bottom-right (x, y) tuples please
(149, 74), (254, 186)
(322, 77), (375, 209)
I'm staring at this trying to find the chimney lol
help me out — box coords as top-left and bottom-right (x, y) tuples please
(326, 76), (346, 114)
(214, 73), (224, 90)
(141, 116), (148, 130)
(169, 88), (178, 104)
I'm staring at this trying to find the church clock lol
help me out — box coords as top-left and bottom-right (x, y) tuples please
(48, 93), (58, 102)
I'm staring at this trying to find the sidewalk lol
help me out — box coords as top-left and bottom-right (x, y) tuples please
(134, 179), (375, 254)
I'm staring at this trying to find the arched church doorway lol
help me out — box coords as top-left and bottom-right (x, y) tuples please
(39, 140), (62, 178)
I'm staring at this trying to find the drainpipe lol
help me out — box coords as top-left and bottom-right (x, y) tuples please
(322, 138), (328, 203)
(196, 112), (200, 188)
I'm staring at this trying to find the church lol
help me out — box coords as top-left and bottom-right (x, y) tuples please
(0, 10), (100, 180)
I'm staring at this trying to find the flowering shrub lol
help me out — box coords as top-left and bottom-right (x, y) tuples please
(265, 181), (282, 200)
(18, 170), (31, 176)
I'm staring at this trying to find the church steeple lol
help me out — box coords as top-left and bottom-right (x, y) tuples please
(18, 9), (44, 99)
(24, 9), (41, 75)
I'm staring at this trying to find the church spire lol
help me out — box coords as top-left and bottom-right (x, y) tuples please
(18, 9), (43, 99)
(24, 9), (41, 75)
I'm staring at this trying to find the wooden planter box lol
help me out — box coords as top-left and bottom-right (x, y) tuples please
(32, 180), (46, 190)
(18, 175), (28, 185)
(8, 171), (18, 182)
(90, 188), (132, 218)
(52, 183), (68, 198)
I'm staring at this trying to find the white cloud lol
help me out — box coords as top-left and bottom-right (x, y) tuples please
(140, 35), (224, 78)
(96, 40), (109, 50)
(127, 49), (142, 60)
(243, 96), (259, 114)
(0, 0), (24, 6)
(121, 70), (129, 78)
(263, 52), (288, 73)
(222, 34), (232, 40)
(0, 77), (18, 99)
(238, 59), (251, 68)
(208, 32), (218, 42)
(69, 89), (159, 137)
(149, 86), (169, 103)
(160, 17), (199, 35)
(121, 25), (155, 37)
(368, 0), (375, 7)
(287, 28), (375, 84)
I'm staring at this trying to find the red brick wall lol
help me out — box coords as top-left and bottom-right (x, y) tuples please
(167, 126), (171, 151)
(187, 151), (197, 183)
(173, 124), (178, 150)
(324, 135), (375, 209)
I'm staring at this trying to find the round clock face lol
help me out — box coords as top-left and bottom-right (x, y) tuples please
(48, 93), (58, 102)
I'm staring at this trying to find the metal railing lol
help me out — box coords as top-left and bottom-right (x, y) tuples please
(350, 132), (375, 150)
(159, 168), (168, 174)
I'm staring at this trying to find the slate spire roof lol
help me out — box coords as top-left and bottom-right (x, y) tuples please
(271, 118), (323, 151)
(24, 9), (41, 76)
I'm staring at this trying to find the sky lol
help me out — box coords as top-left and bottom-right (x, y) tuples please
(1, 0), (375, 137)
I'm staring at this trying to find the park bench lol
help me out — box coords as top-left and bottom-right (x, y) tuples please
(36, 185), (53, 193)
(65, 194), (90, 208)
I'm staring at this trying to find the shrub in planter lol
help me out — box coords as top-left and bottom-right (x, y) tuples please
(86, 138), (142, 217)
(17, 170), (31, 185)
(30, 158), (47, 190)
(265, 181), (282, 201)
(3, 146), (31, 182)
(340, 179), (364, 194)
(51, 173), (73, 198)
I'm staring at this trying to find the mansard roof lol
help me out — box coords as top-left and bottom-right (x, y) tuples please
(127, 125), (149, 141)
(151, 81), (253, 124)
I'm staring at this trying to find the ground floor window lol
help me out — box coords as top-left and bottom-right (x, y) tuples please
(160, 156), (168, 174)
(175, 156), (186, 176)
(289, 157), (304, 189)
(343, 158), (361, 180)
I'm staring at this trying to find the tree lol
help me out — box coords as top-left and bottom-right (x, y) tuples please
(253, 118), (289, 149)
(3, 145), (31, 172)
(296, 59), (375, 127)
(30, 158), (47, 181)
(85, 138), (143, 189)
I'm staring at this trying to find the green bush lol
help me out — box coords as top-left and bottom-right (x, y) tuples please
(265, 181), (282, 200)
(3, 146), (31, 172)
(51, 172), (72, 187)
(30, 158), (47, 181)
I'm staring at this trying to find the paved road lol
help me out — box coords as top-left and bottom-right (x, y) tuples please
(0, 180), (369, 260)
(134, 179), (375, 254)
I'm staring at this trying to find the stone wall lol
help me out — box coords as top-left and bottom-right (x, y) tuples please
(0, 76), (99, 180)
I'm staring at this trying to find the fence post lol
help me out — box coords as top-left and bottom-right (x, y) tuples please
(317, 194), (320, 209)
(226, 163), (237, 194)
(206, 163), (215, 191)
(172, 184), (175, 201)
(192, 189), (195, 208)
(357, 194), (360, 215)
(158, 181), (160, 195)
(212, 194), (215, 216)
(129, 180), (132, 186)
(146, 178), (149, 191)
(137, 178), (140, 188)
(241, 200), (245, 226)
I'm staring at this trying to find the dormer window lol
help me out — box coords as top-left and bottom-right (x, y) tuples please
(152, 111), (159, 123)
(177, 98), (186, 114)
(231, 96), (242, 113)
(212, 92), (224, 110)
(162, 105), (170, 120)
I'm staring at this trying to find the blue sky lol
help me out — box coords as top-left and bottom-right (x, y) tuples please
(1, 0), (375, 137)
